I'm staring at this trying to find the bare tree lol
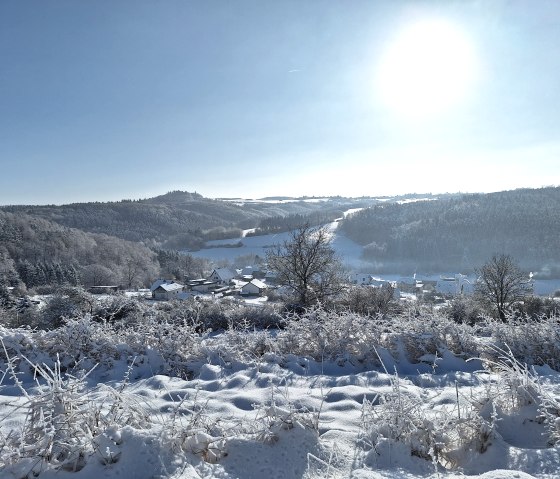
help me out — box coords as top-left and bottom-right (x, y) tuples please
(266, 224), (345, 307)
(81, 264), (118, 288)
(475, 254), (532, 321)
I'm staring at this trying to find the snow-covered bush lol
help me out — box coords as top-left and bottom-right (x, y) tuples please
(473, 346), (560, 449)
(202, 320), (276, 366)
(514, 295), (559, 320)
(338, 285), (397, 318)
(160, 390), (228, 463)
(477, 346), (541, 411)
(276, 307), (386, 365)
(150, 297), (284, 332)
(487, 316), (560, 369)
(0, 310), (208, 381)
(37, 316), (122, 373)
(402, 310), (479, 357)
(538, 390), (560, 446)
(92, 295), (144, 323)
(0, 355), (152, 476)
(359, 370), (501, 471)
(359, 372), (440, 461)
(444, 295), (485, 325)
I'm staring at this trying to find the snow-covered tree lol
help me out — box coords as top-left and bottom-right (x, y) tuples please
(475, 254), (532, 321)
(266, 224), (345, 307)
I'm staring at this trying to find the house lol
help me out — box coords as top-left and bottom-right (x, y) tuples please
(240, 279), (268, 296)
(241, 266), (255, 278)
(351, 273), (372, 285)
(177, 290), (197, 300)
(435, 274), (474, 296)
(397, 276), (418, 293)
(152, 282), (184, 300)
(209, 268), (236, 285)
(150, 279), (178, 292)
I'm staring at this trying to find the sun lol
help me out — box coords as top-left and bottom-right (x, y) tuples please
(376, 18), (478, 120)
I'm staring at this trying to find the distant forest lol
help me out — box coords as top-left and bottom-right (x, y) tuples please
(340, 187), (560, 276)
(2, 191), (366, 251)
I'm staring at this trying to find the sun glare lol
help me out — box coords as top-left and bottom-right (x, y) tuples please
(377, 18), (478, 120)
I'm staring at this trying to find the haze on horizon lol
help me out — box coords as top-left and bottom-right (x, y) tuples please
(1, 0), (560, 205)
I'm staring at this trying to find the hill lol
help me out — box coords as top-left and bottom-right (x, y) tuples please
(340, 187), (560, 275)
(1, 191), (373, 250)
(0, 210), (160, 290)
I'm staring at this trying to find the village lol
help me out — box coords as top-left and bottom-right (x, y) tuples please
(149, 266), (272, 301)
(148, 265), (481, 303)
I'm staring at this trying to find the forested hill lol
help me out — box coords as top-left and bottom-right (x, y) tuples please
(0, 210), (160, 290)
(340, 187), (560, 275)
(0, 191), (361, 251)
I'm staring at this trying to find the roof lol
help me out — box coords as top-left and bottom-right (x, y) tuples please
(212, 268), (236, 281)
(242, 279), (267, 290)
(155, 283), (184, 292)
(150, 279), (177, 291)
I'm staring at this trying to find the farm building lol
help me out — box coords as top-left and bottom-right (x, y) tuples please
(209, 268), (236, 285)
(240, 279), (268, 296)
(152, 282), (184, 300)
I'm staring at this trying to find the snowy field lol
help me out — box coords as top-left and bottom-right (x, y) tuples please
(2, 310), (560, 478)
(187, 218), (372, 271)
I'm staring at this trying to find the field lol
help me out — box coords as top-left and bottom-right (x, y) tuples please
(2, 307), (560, 478)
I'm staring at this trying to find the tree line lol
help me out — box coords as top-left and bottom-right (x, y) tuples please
(247, 209), (344, 236)
(0, 211), (209, 292)
(340, 187), (560, 275)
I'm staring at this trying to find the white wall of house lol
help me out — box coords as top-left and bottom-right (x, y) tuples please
(152, 283), (184, 300)
(153, 288), (182, 300)
(241, 279), (267, 296)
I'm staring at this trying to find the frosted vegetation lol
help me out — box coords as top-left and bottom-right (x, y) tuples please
(2, 301), (560, 478)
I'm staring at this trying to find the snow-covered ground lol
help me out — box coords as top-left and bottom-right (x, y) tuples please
(187, 216), (371, 271)
(2, 311), (560, 478)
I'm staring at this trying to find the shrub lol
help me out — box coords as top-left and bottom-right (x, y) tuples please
(339, 285), (396, 318)
(444, 296), (485, 325)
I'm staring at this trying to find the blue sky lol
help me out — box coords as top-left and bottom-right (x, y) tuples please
(1, 0), (560, 204)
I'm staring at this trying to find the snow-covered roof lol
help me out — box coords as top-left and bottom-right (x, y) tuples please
(155, 283), (184, 292)
(212, 268), (236, 281)
(242, 279), (267, 290)
(150, 279), (178, 291)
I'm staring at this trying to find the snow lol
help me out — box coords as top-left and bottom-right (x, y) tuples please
(219, 198), (331, 205)
(2, 313), (560, 478)
(188, 216), (371, 271)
